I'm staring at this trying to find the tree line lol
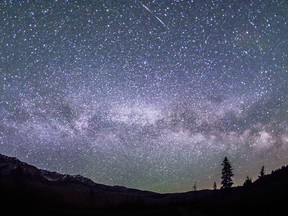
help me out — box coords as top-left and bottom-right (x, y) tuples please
(219, 157), (265, 189)
(194, 157), (266, 190)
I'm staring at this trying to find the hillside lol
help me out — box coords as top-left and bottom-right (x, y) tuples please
(1, 153), (288, 215)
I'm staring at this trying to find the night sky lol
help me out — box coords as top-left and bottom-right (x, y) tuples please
(1, 0), (288, 193)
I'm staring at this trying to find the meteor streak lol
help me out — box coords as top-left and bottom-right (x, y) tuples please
(137, 1), (169, 30)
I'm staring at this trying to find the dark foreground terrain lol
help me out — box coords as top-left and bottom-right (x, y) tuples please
(1, 153), (288, 216)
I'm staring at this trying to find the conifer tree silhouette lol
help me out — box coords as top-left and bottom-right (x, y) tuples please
(193, 182), (197, 191)
(221, 157), (234, 189)
(259, 166), (265, 179)
(243, 176), (252, 187)
(213, 181), (217, 190)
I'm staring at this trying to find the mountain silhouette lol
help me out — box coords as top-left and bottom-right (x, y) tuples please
(1, 153), (288, 215)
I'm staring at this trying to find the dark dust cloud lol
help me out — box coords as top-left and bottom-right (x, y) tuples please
(1, 0), (288, 192)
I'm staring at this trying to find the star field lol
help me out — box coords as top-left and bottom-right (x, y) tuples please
(1, 0), (288, 193)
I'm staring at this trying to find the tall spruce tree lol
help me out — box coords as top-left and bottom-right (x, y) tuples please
(221, 157), (234, 189)
(213, 181), (217, 190)
(243, 176), (252, 187)
(259, 166), (265, 179)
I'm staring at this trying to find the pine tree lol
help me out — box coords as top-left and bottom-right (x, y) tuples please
(259, 166), (265, 179)
(221, 157), (234, 189)
(213, 181), (217, 190)
(193, 182), (197, 191)
(243, 176), (252, 187)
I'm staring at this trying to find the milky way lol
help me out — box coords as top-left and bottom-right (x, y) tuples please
(1, 0), (288, 193)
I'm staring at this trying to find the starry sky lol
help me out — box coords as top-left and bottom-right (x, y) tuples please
(1, 0), (288, 193)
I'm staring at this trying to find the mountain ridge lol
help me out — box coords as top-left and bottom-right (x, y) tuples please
(0, 153), (160, 195)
